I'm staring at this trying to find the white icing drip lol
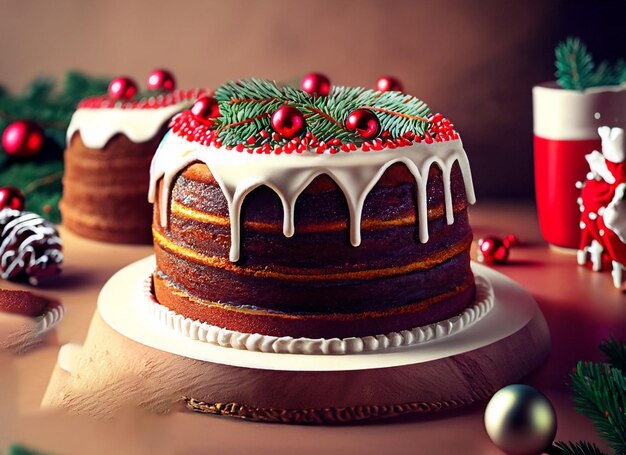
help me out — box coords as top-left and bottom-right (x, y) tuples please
(141, 274), (494, 355)
(149, 133), (476, 262)
(66, 100), (194, 149)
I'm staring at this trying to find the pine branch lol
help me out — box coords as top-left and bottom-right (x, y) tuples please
(551, 441), (608, 455)
(212, 79), (432, 147)
(555, 37), (620, 90)
(570, 361), (626, 453)
(600, 337), (626, 373)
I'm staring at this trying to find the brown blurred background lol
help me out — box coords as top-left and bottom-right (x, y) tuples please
(1, 0), (625, 199)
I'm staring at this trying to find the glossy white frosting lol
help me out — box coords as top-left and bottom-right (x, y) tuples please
(66, 100), (194, 149)
(141, 274), (493, 355)
(149, 132), (476, 261)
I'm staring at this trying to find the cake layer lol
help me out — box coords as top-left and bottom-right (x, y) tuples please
(61, 130), (166, 244)
(153, 271), (475, 339)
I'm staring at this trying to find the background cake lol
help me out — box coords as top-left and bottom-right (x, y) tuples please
(149, 78), (477, 343)
(62, 73), (206, 244)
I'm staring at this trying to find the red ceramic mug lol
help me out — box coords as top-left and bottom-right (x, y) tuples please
(533, 82), (626, 249)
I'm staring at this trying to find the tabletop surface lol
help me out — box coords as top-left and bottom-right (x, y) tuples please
(1, 201), (624, 455)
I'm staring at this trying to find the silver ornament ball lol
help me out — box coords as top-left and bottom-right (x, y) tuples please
(484, 384), (557, 455)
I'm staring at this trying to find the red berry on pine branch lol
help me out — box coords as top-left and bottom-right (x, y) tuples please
(1, 120), (44, 158)
(147, 69), (176, 92)
(301, 73), (331, 97)
(108, 77), (138, 100)
(346, 109), (380, 140)
(271, 105), (305, 140)
(191, 96), (220, 120)
(376, 76), (403, 92)
(0, 187), (25, 211)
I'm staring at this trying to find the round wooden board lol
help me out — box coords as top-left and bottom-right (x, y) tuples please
(43, 257), (550, 424)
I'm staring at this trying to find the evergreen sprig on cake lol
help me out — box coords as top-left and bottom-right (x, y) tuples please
(173, 78), (458, 154)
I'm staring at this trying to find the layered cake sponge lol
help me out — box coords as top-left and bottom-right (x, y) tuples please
(149, 79), (476, 341)
(62, 88), (206, 243)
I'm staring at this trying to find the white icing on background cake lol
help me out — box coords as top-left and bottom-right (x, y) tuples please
(66, 100), (195, 149)
(149, 132), (476, 262)
(141, 274), (494, 355)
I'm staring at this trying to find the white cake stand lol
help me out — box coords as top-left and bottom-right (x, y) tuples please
(45, 256), (550, 423)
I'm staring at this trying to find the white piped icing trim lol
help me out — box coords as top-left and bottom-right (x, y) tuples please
(35, 303), (65, 335)
(149, 132), (475, 262)
(66, 100), (195, 149)
(141, 275), (493, 355)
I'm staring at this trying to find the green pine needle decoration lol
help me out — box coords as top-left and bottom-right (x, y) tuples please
(555, 37), (626, 90)
(553, 337), (626, 454)
(214, 78), (431, 148)
(0, 71), (109, 223)
(552, 441), (608, 455)
(600, 337), (626, 373)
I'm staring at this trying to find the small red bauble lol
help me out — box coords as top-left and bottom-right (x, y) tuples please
(346, 109), (380, 140)
(301, 72), (331, 97)
(191, 96), (220, 119)
(0, 187), (25, 211)
(108, 77), (138, 100)
(271, 105), (305, 139)
(477, 236), (510, 264)
(147, 69), (176, 92)
(503, 234), (520, 248)
(1, 121), (44, 158)
(376, 76), (403, 92)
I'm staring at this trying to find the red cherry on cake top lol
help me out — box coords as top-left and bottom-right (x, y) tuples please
(147, 69), (176, 92)
(0, 187), (25, 211)
(376, 76), (403, 92)
(191, 96), (220, 120)
(108, 77), (138, 100)
(346, 109), (380, 140)
(301, 73), (331, 97)
(271, 105), (305, 140)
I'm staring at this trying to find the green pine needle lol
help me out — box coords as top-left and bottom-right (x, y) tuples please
(555, 37), (621, 90)
(600, 337), (626, 373)
(213, 78), (431, 148)
(551, 441), (608, 455)
(570, 361), (626, 453)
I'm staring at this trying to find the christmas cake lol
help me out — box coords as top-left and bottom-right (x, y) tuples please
(61, 73), (207, 244)
(148, 78), (478, 351)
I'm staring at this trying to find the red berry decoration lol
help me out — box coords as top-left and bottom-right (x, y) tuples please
(301, 72), (331, 97)
(503, 234), (520, 248)
(376, 76), (403, 92)
(346, 109), (380, 140)
(191, 96), (220, 120)
(147, 69), (176, 92)
(108, 77), (138, 100)
(477, 236), (510, 264)
(271, 105), (305, 140)
(1, 120), (44, 158)
(0, 187), (25, 211)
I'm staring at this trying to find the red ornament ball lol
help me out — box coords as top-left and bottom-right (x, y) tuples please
(503, 234), (520, 248)
(108, 77), (138, 100)
(147, 69), (176, 92)
(271, 105), (305, 139)
(477, 236), (510, 264)
(301, 72), (331, 97)
(376, 76), (403, 92)
(0, 187), (25, 211)
(346, 109), (380, 140)
(1, 121), (44, 158)
(191, 96), (220, 120)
